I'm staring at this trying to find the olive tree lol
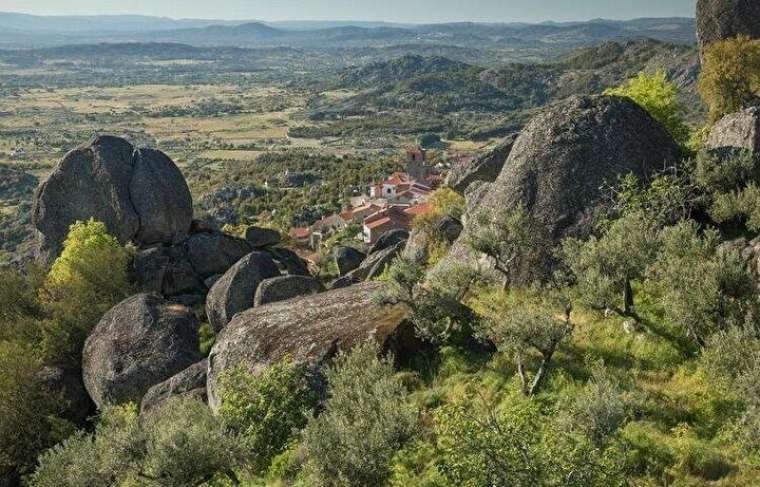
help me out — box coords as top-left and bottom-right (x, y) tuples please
(376, 257), (482, 345)
(562, 211), (659, 319)
(301, 342), (418, 486)
(466, 206), (543, 289)
(651, 221), (755, 346)
(482, 292), (574, 396)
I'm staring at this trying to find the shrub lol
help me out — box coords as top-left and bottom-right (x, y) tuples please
(562, 211), (659, 318)
(562, 364), (629, 447)
(219, 361), (318, 473)
(466, 206), (543, 288)
(140, 398), (243, 486)
(426, 187), (464, 220)
(699, 36), (760, 122)
(0, 267), (43, 344)
(30, 404), (143, 487)
(480, 291), (573, 396)
(411, 188), (465, 266)
(606, 171), (701, 228)
(436, 397), (623, 487)
(606, 70), (690, 145)
(376, 258), (480, 345)
(39, 219), (133, 365)
(0, 342), (75, 483)
(301, 342), (418, 486)
(701, 326), (760, 460)
(651, 221), (755, 345)
(31, 398), (242, 487)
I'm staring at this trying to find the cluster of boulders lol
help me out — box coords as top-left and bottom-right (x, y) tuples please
(330, 229), (410, 287)
(31, 135), (421, 415)
(33, 136), (193, 263)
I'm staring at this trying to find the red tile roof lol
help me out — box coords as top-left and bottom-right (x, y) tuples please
(289, 227), (311, 239)
(404, 203), (432, 217)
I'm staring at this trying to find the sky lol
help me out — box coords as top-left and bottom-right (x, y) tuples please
(0, 0), (697, 23)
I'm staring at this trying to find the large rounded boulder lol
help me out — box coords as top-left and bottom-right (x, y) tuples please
(439, 95), (681, 281)
(206, 281), (415, 412)
(33, 136), (193, 262)
(33, 135), (139, 262)
(697, 0), (760, 59)
(206, 252), (281, 332)
(129, 148), (193, 245)
(82, 293), (201, 408)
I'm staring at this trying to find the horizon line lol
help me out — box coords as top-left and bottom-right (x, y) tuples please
(0, 10), (696, 26)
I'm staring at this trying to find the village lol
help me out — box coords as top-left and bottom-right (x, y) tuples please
(287, 146), (448, 249)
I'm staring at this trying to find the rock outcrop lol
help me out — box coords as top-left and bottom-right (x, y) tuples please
(445, 135), (516, 193)
(133, 245), (205, 297)
(439, 95), (681, 281)
(244, 226), (281, 248)
(403, 215), (463, 265)
(254, 275), (325, 306)
(369, 229), (409, 255)
(82, 293), (201, 408)
(348, 241), (405, 281)
(33, 135), (192, 262)
(706, 106), (760, 153)
(264, 247), (311, 276)
(206, 281), (413, 412)
(140, 359), (208, 414)
(334, 246), (366, 276)
(129, 148), (193, 245)
(206, 252), (281, 332)
(187, 231), (252, 279)
(697, 0), (760, 59)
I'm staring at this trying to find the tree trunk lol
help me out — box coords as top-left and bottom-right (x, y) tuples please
(527, 353), (553, 396)
(623, 278), (635, 317)
(516, 357), (528, 395)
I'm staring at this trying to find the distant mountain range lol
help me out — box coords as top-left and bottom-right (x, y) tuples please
(0, 12), (696, 49)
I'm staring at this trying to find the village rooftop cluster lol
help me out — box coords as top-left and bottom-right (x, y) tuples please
(288, 146), (444, 248)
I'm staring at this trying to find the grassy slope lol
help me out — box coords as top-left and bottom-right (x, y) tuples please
(382, 286), (756, 486)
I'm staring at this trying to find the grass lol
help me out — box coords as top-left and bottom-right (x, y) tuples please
(387, 285), (759, 487)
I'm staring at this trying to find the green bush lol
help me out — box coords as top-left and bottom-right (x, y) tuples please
(479, 290), (573, 396)
(436, 397), (624, 487)
(698, 36), (760, 122)
(219, 361), (318, 473)
(40, 219), (134, 365)
(376, 258), (480, 345)
(562, 211), (659, 318)
(466, 206), (543, 287)
(650, 221), (755, 345)
(301, 342), (418, 486)
(31, 398), (242, 487)
(606, 70), (690, 145)
(0, 342), (75, 483)
(561, 364), (629, 447)
(30, 404), (143, 487)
